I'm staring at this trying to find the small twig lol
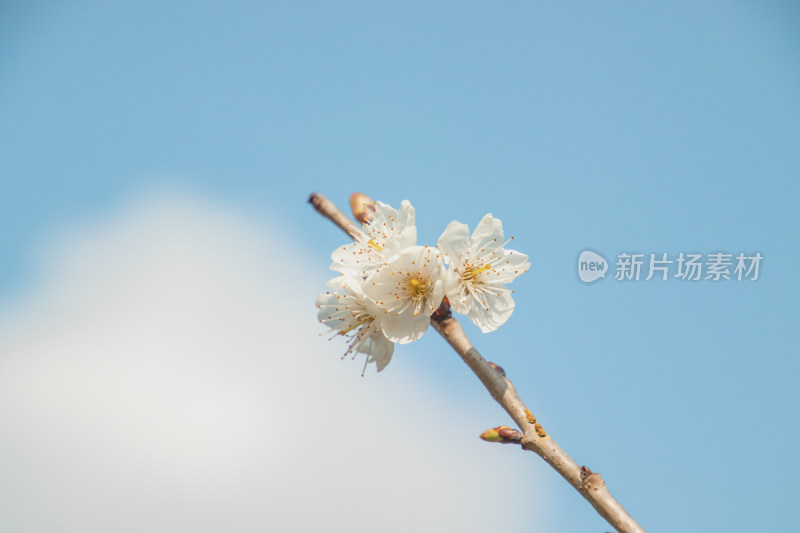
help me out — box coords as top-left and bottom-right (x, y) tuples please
(308, 192), (360, 239)
(309, 192), (645, 533)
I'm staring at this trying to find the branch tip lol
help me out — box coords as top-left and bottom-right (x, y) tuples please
(480, 426), (523, 444)
(308, 191), (360, 239)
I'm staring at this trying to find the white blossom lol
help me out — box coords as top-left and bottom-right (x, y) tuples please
(363, 245), (445, 344)
(330, 200), (417, 278)
(437, 214), (529, 333)
(316, 277), (394, 373)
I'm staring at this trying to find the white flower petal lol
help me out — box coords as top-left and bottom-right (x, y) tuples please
(472, 213), (502, 240)
(489, 249), (530, 282)
(360, 332), (394, 371)
(425, 278), (445, 315)
(315, 291), (340, 313)
(397, 200), (415, 229)
(445, 274), (470, 316)
(316, 278), (396, 372)
(470, 215), (505, 256)
(381, 309), (430, 343)
(329, 200), (419, 278)
(325, 275), (355, 292)
(452, 289), (514, 333)
(382, 226), (417, 258)
(437, 220), (470, 263)
(478, 291), (515, 332)
(330, 241), (381, 277)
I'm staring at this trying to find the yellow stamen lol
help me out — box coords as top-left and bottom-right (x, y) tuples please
(367, 239), (383, 251)
(408, 277), (428, 296)
(462, 263), (492, 281)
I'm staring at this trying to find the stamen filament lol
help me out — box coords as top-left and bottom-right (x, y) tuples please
(339, 316), (374, 335)
(462, 263), (492, 281)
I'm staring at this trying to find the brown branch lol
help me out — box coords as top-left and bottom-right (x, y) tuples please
(309, 192), (646, 533)
(308, 192), (360, 239)
(431, 315), (645, 533)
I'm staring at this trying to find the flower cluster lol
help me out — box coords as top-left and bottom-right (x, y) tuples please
(316, 199), (530, 374)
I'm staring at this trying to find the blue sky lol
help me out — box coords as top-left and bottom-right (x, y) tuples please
(1, 2), (799, 531)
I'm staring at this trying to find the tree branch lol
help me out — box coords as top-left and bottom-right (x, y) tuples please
(309, 192), (645, 533)
(308, 192), (360, 239)
(431, 312), (644, 533)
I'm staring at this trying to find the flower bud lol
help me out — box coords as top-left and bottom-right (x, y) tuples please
(349, 192), (375, 223)
(479, 427), (502, 442)
(480, 425), (522, 444)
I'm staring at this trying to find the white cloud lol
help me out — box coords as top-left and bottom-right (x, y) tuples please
(0, 190), (546, 532)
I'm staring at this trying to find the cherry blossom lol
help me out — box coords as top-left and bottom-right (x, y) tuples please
(437, 214), (529, 333)
(330, 200), (416, 278)
(316, 277), (394, 372)
(363, 245), (445, 343)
